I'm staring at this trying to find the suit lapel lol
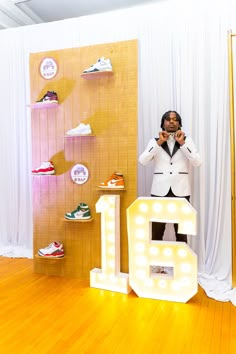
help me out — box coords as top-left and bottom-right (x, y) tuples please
(161, 141), (171, 157)
(155, 138), (181, 157)
(161, 141), (181, 157)
(172, 142), (180, 156)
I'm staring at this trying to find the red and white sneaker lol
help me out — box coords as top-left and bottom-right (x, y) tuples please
(99, 172), (125, 189)
(38, 241), (64, 258)
(32, 161), (55, 175)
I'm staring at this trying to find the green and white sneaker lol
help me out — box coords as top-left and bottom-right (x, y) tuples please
(64, 203), (91, 220)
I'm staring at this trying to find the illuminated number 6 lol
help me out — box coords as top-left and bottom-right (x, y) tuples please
(127, 197), (198, 303)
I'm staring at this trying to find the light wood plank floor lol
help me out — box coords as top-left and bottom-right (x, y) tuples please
(0, 257), (235, 354)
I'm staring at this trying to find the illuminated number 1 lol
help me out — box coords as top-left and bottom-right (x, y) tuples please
(90, 195), (131, 294)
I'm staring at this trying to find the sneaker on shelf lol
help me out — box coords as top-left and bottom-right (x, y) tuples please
(99, 172), (124, 189)
(32, 161), (55, 175)
(64, 202), (91, 220)
(83, 57), (112, 73)
(38, 241), (64, 258)
(66, 123), (92, 136)
(36, 91), (58, 104)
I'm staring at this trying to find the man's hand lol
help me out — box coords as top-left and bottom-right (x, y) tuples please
(175, 130), (185, 145)
(157, 131), (170, 145)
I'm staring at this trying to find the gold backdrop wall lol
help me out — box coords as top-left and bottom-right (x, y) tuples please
(30, 39), (138, 278)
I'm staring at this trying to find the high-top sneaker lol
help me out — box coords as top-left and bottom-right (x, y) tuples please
(99, 172), (125, 189)
(36, 91), (58, 104)
(83, 57), (112, 73)
(64, 203), (91, 220)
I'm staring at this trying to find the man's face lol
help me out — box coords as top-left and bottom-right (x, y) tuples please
(163, 112), (180, 132)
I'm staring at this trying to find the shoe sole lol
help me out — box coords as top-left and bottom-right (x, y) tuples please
(64, 216), (91, 220)
(99, 185), (124, 188)
(38, 254), (64, 258)
(83, 69), (112, 73)
(36, 100), (58, 104)
(32, 171), (55, 175)
(66, 132), (92, 136)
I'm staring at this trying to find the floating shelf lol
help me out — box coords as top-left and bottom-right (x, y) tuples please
(96, 188), (126, 191)
(34, 254), (65, 260)
(27, 102), (59, 109)
(80, 71), (114, 80)
(63, 218), (94, 222)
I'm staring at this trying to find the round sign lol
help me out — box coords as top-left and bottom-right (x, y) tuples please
(71, 164), (89, 185)
(39, 57), (58, 80)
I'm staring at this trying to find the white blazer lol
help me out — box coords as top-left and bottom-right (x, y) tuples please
(139, 137), (201, 197)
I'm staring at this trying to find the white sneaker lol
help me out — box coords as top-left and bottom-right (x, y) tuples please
(83, 57), (112, 73)
(66, 123), (92, 136)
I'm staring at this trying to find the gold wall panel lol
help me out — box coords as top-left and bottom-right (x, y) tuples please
(30, 40), (138, 278)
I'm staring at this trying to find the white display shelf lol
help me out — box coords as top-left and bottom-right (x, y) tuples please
(96, 187), (126, 191)
(80, 71), (114, 80)
(63, 218), (94, 222)
(27, 102), (59, 109)
(34, 254), (65, 260)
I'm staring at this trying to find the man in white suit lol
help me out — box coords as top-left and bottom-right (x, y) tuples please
(139, 111), (201, 243)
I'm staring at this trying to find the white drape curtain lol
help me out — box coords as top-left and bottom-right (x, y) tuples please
(0, 0), (236, 304)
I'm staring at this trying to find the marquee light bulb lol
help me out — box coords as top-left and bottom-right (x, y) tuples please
(135, 216), (145, 225)
(139, 203), (149, 212)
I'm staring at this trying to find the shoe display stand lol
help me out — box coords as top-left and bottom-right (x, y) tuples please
(27, 102), (59, 109)
(63, 218), (94, 222)
(96, 188), (126, 191)
(80, 71), (114, 80)
(30, 39), (138, 278)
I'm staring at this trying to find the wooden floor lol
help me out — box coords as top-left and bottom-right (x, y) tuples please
(0, 257), (235, 354)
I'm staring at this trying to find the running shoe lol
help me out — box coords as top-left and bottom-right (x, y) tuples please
(83, 57), (112, 73)
(38, 241), (64, 258)
(36, 91), (58, 104)
(32, 161), (55, 175)
(66, 123), (92, 136)
(64, 202), (91, 220)
(99, 172), (124, 189)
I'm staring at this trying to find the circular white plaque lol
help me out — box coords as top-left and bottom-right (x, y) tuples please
(71, 164), (89, 185)
(39, 57), (58, 80)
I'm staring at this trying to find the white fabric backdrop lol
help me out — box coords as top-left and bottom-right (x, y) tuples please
(0, 0), (236, 304)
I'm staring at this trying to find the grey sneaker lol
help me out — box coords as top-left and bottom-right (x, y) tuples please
(83, 57), (112, 73)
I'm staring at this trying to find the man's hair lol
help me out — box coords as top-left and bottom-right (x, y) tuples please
(160, 110), (182, 130)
